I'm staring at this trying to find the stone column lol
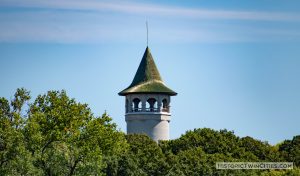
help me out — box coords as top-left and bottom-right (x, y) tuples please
(141, 96), (146, 112)
(157, 95), (162, 112)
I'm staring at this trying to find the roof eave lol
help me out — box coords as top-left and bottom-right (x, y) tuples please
(118, 91), (177, 96)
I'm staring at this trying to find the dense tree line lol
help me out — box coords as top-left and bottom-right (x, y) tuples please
(0, 88), (299, 175)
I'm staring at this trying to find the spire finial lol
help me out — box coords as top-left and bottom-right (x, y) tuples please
(146, 21), (148, 46)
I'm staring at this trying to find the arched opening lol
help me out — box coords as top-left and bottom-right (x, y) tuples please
(132, 98), (141, 112)
(162, 98), (169, 112)
(146, 98), (157, 112)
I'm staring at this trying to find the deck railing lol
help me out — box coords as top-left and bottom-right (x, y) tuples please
(128, 107), (170, 113)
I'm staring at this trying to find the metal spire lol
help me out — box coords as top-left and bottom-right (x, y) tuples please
(146, 21), (148, 46)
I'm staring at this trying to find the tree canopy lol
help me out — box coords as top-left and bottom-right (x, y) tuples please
(0, 88), (299, 175)
(0, 88), (127, 175)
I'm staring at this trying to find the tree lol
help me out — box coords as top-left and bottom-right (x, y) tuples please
(0, 88), (40, 175)
(162, 128), (242, 156)
(160, 128), (261, 175)
(104, 134), (169, 176)
(261, 168), (300, 176)
(279, 135), (300, 167)
(239, 136), (282, 161)
(23, 90), (127, 175)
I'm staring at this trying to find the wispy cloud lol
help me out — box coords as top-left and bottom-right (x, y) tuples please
(0, 0), (300, 43)
(1, 0), (300, 21)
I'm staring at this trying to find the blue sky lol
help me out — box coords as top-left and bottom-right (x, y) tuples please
(1, 0), (300, 144)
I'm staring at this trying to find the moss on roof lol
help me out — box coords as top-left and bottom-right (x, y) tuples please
(119, 47), (177, 96)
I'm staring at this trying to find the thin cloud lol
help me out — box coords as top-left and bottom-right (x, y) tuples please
(0, 1), (300, 43)
(1, 18), (299, 44)
(1, 0), (300, 21)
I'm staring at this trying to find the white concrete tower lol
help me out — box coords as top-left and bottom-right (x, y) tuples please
(119, 47), (177, 142)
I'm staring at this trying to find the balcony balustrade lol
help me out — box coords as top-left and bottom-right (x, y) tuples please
(128, 107), (170, 113)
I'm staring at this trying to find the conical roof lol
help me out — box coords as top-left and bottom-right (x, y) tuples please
(119, 47), (177, 96)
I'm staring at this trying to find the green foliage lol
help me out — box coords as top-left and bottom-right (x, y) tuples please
(161, 128), (240, 155)
(0, 88), (299, 175)
(160, 128), (299, 175)
(104, 134), (169, 176)
(261, 168), (300, 176)
(1, 88), (127, 175)
(279, 135), (300, 166)
(175, 147), (259, 176)
(161, 128), (258, 161)
(0, 88), (40, 175)
(240, 136), (282, 161)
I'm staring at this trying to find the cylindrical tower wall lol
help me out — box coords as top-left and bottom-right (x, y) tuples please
(127, 119), (169, 141)
(126, 113), (170, 141)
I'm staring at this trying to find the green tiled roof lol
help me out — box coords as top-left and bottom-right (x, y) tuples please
(119, 47), (177, 96)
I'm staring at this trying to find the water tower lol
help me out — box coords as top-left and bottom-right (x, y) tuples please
(119, 47), (177, 141)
